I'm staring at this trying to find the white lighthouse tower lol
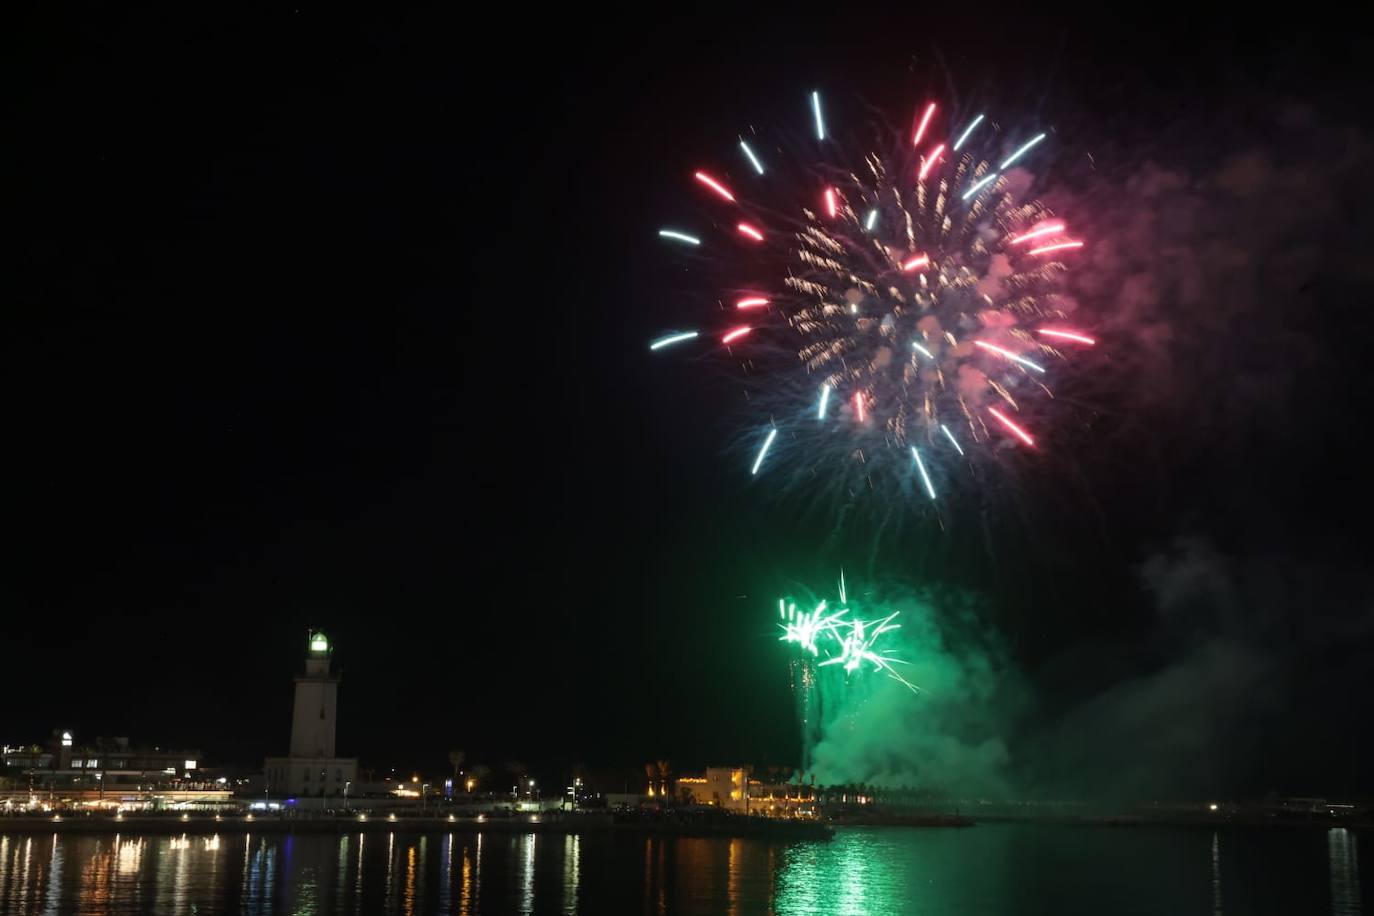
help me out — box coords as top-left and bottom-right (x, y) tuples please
(264, 631), (358, 801)
(290, 631), (339, 758)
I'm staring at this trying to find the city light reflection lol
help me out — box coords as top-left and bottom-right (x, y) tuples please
(1328, 828), (1361, 916)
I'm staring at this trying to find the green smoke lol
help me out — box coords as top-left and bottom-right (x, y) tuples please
(784, 579), (1023, 797)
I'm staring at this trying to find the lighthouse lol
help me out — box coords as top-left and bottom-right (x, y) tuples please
(263, 631), (359, 801)
(290, 631), (340, 758)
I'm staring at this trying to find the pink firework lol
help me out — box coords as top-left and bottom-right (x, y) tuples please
(649, 90), (1093, 499)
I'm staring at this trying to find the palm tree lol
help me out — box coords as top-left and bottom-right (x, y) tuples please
(656, 760), (670, 799)
(644, 762), (657, 797)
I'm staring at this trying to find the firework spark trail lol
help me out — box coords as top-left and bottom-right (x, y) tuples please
(739, 139), (764, 174)
(751, 427), (778, 475)
(649, 331), (698, 350)
(1000, 133), (1046, 169)
(1027, 240), (1084, 256)
(694, 171), (736, 202)
(912, 102), (937, 147)
(917, 144), (945, 181)
(1038, 329), (1096, 345)
(657, 229), (700, 246)
(778, 573), (921, 693)
(974, 340), (1047, 374)
(988, 407), (1035, 446)
(818, 612), (921, 693)
(778, 598), (849, 656)
(911, 447), (936, 500)
(962, 173), (999, 200)
(940, 424), (965, 456)
(952, 113), (984, 150)
(1009, 222), (1067, 244)
(649, 89), (1093, 512)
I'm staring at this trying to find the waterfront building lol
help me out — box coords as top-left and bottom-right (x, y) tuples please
(674, 767), (816, 817)
(1, 731), (229, 811)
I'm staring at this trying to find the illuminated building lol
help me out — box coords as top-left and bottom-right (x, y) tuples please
(673, 767), (817, 817)
(1, 732), (227, 810)
(673, 767), (750, 810)
(262, 630), (358, 799)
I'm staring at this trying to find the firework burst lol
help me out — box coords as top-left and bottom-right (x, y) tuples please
(649, 92), (1094, 518)
(778, 571), (921, 694)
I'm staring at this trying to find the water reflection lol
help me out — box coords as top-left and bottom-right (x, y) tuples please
(775, 829), (902, 915)
(1211, 831), (1224, 916)
(243, 836), (277, 914)
(40, 836), (61, 916)
(75, 839), (110, 911)
(728, 837), (740, 916)
(517, 832), (535, 913)
(1329, 828), (1361, 916)
(562, 834), (579, 914)
(438, 833), (451, 915)
(383, 831), (395, 913)
(354, 832), (365, 906)
(335, 835), (349, 911)
(458, 841), (472, 916)
(401, 840), (414, 915)
(0, 824), (1360, 914)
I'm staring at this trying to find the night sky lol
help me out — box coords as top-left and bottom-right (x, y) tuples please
(8, 11), (1373, 798)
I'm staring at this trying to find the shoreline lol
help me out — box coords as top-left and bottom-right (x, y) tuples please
(0, 815), (834, 840)
(2, 814), (1366, 838)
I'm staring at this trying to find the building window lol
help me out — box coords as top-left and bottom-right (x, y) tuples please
(71, 759), (84, 768)
(88, 759), (99, 768)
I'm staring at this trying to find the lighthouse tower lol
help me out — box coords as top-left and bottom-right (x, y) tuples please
(290, 631), (339, 758)
(263, 631), (358, 801)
